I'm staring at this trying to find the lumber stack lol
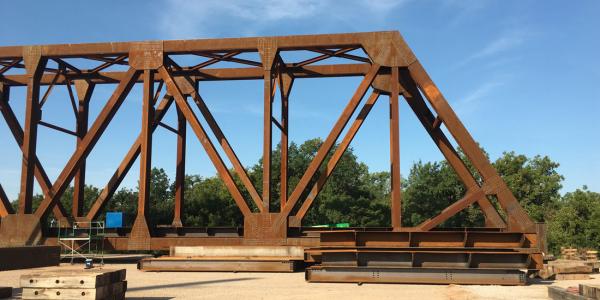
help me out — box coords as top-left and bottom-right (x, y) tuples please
(20, 269), (126, 300)
(139, 246), (304, 272)
(580, 284), (600, 300)
(539, 260), (593, 280)
(548, 284), (600, 300)
(587, 251), (598, 261)
(562, 248), (579, 260)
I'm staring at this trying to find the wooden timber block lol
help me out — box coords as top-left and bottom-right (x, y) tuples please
(553, 265), (593, 274)
(539, 265), (555, 280)
(0, 287), (12, 299)
(548, 286), (587, 300)
(22, 280), (126, 300)
(21, 269), (126, 289)
(580, 284), (600, 300)
(555, 273), (591, 280)
(584, 261), (600, 272)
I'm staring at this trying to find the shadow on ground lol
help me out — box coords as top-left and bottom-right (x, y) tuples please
(127, 298), (174, 300)
(127, 277), (258, 292)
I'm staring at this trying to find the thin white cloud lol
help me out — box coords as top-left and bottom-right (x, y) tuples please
(461, 81), (504, 105)
(441, 0), (490, 27)
(453, 30), (528, 70)
(470, 33), (526, 60)
(454, 80), (505, 115)
(157, 0), (412, 39)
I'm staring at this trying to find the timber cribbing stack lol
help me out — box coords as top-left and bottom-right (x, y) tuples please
(305, 230), (543, 285)
(20, 268), (127, 300)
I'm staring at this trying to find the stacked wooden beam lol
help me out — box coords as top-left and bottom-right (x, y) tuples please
(562, 248), (579, 260)
(139, 246), (304, 272)
(548, 284), (600, 300)
(20, 269), (126, 300)
(587, 251), (598, 261)
(539, 260), (593, 280)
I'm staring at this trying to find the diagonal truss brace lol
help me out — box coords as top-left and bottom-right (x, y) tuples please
(34, 68), (139, 218)
(275, 63), (380, 227)
(159, 66), (252, 218)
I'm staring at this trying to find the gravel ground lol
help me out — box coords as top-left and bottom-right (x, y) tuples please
(1, 263), (599, 299)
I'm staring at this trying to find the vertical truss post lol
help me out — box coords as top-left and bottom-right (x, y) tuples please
(390, 67), (402, 230)
(0, 83), (70, 222)
(259, 39), (277, 213)
(130, 69), (154, 247)
(128, 41), (162, 249)
(278, 71), (293, 211)
(18, 46), (45, 214)
(172, 106), (186, 227)
(275, 64), (380, 227)
(72, 80), (94, 219)
(85, 94), (174, 221)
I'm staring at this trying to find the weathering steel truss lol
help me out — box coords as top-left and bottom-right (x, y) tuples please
(0, 31), (539, 251)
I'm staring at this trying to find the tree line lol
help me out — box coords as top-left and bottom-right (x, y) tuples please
(17, 138), (600, 254)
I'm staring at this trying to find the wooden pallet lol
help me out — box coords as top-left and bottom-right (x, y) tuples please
(20, 269), (126, 300)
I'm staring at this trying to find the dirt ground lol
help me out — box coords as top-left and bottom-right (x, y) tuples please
(1, 263), (599, 299)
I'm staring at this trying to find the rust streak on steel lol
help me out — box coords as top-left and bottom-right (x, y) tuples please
(172, 104), (186, 227)
(390, 67), (401, 230)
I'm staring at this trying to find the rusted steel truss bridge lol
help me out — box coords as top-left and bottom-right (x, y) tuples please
(0, 31), (543, 284)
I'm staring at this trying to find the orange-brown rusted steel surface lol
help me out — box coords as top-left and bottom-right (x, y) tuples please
(0, 31), (541, 279)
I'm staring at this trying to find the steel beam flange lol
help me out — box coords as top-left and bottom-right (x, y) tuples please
(362, 31), (417, 67)
(22, 46), (43, 75)
(258, 38), (277, 70)
(173, 76), (196, 95)
(371, 72), (406, 96)
(129, 41), (163, 70)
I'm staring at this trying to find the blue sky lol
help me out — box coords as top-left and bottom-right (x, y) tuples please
(1, 0), (599, 200)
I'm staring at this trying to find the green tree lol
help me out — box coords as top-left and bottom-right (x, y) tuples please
(494, 152), (563, 222)
(402, 151), (564, 228)
(402, 160), (483, 227)
(547, 187), (600, 253)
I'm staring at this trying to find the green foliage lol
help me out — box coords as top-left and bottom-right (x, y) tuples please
(494, 152), (563, 222)
(251, 138), (391, 226)
(402, 160), (483, 227)
(8, 138), (597, 254)
(547, 187), (600, 254)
